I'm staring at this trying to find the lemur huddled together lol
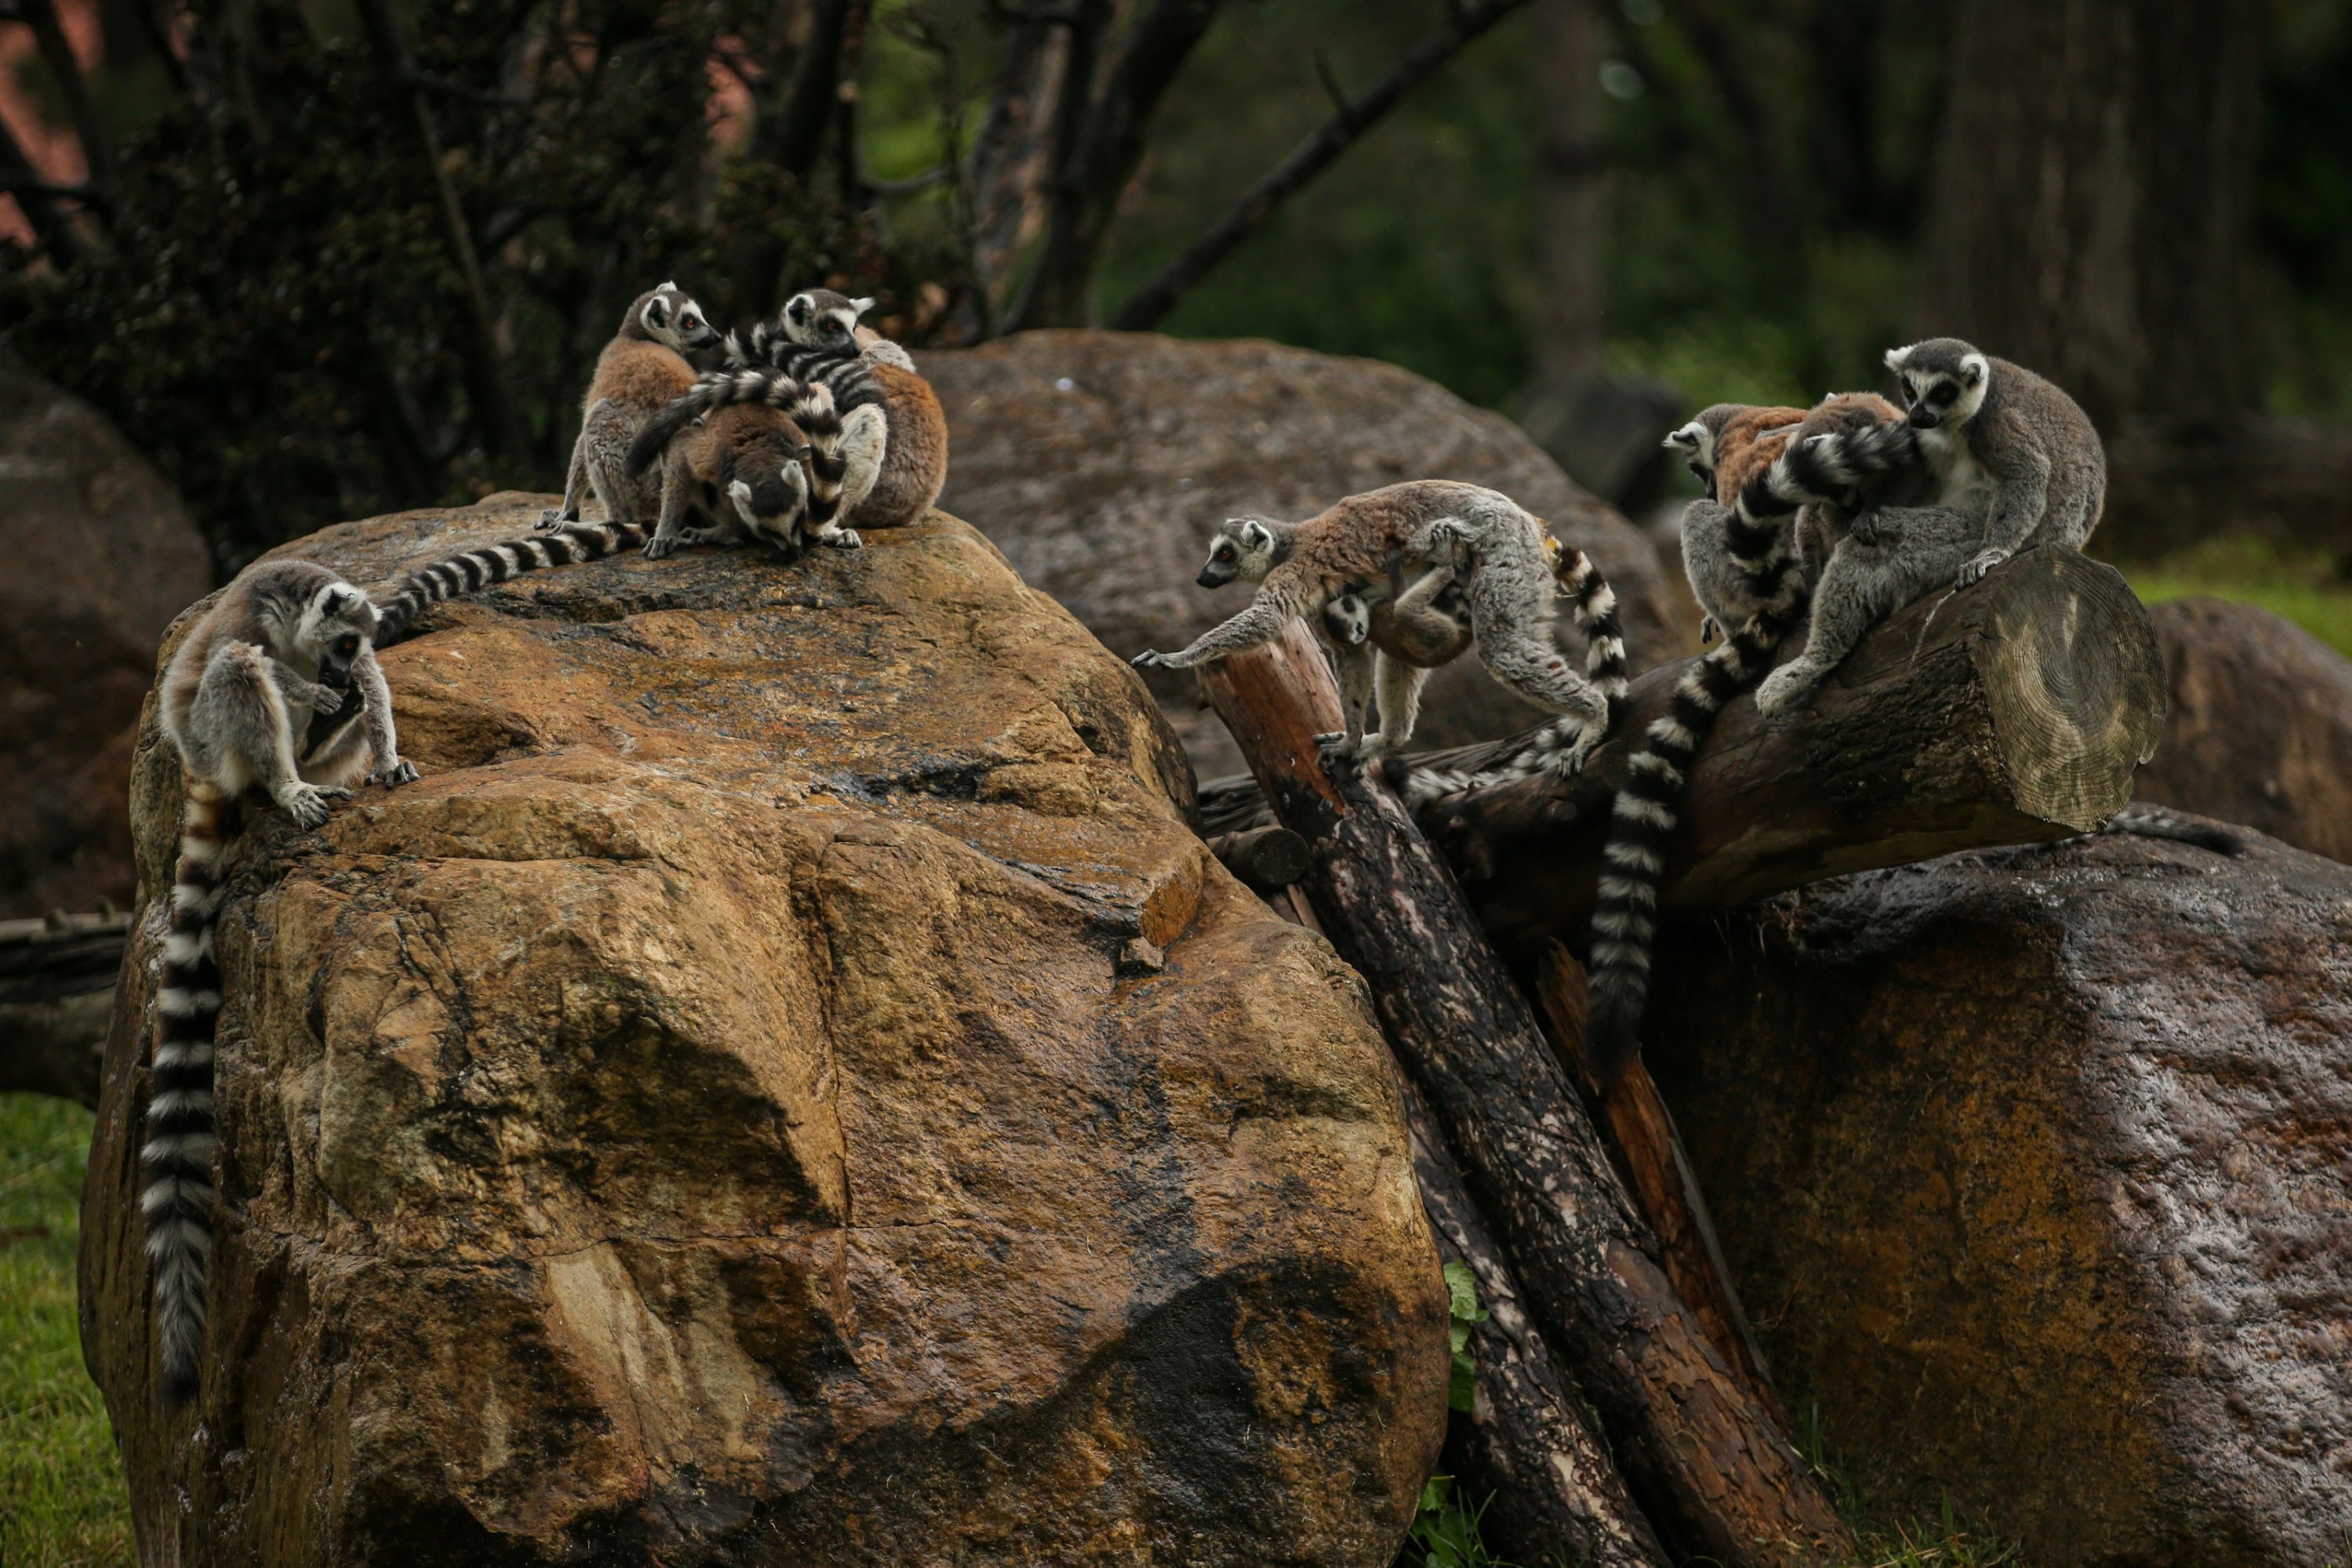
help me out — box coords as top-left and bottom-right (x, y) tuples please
(140, 279), (946, 1408)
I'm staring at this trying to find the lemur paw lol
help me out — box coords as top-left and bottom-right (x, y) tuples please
(1698, 614), (1722, 646)
(374, 760), (421, 788)
(535, 508), (573, 533)
(641, 535), (681, 561)
(1848, 510), (1886, 547)
(1422, 517), (1473, 556)
(1753, 665), (1817, 717)
(822, 528), (863, 550)
(1955, 550), (2009, 588)
(1131, 650), (1182, 670)
(277, 782), (350, 830)
(1544, 733), (1602, 779)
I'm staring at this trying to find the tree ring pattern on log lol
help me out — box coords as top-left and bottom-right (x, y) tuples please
(1973, 551), (2168, 830)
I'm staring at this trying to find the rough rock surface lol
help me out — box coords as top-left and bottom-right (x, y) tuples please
(0, 367), (211, 918)
(82, 494), (1448, 1566)
(925, 332), (1686, 779)
(1644, 829), (2352, 1567)
(2136, 596), (2352, 862)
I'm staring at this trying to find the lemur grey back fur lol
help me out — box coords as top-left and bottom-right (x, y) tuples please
(624, 371), (860, 528)
(151, 561), (417, 1405)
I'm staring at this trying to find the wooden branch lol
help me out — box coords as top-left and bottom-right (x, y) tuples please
(21, 0), (114, 191)
(1207, 825), (1312, 891)
(1399, 1073), (1670, 1568)
(0, 912), (128, 1108)
(1200, 623), (1851, 1567)
(1532, 945), (1782, 1424)
(1110, 0), (1533, 331)
(1401, 546), (2165, 957)
(1007, 0), (1222, 329)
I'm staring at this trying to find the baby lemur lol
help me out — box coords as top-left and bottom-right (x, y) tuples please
(1134, 481), (1628, 772)
(148, 561), (418, 1406)
(540, 283), (722, 531)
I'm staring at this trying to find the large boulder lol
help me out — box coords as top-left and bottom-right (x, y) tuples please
(1644, 829), (2352, 1567)
(925, 332), (1688, 779)
(81, 495), (1449, 1566)
(2135, 596), (2352, 863)
(0, 367), (211, 917)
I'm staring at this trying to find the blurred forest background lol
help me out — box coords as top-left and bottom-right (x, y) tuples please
(5, 0), (2349, 587)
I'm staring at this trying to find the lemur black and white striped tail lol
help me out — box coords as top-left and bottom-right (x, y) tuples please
(1583, 504), (1811, 1083)
(145, 781), (241, 1406)
(371, 519), (655, 648)
(728, 324), (883, 416)
(1737, 419), (1921, 522)
(622, 370), (849, 523)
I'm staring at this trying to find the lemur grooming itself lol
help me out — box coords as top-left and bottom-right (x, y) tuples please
(642, 401), (858, 559)
(626, 289), (945, 532)
(1133, 481), (1628, 771)
(148, 561), (418, 1404)
(539, 283), (722, 531)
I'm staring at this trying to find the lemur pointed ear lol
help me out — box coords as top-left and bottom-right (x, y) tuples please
(1241, 520), (1272, 546)
(1663, 424), (1696, 448)
(657, 280), (677, 293)
(851, 296), (874, 314)
(645, 297), (670, 327)
(1884, 346), (1914, 372)
(1962, 355), (1987, 387)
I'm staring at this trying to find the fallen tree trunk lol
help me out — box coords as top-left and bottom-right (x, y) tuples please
(0, 910), (127, 1107)
(1200, 623), (1852, 1567)
(1197, 547), (2166, 958)
(1399, 1073), (1669, 1568)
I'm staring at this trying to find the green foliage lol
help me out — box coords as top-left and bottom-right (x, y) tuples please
(0, 1094), (132, 1568)
(1443, 1258), (1490, 1414)
(2120, 534), (2352, 659)
(1406, 1473), (1515, 1568)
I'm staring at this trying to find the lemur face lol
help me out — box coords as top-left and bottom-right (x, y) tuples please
(1888, 343), (1989, 430)
(1324, 592), (1372, 648)
(300, 584), (376, 689)
(1664, 419), (1715, 482)
(784, 290), (874, 350)
(644, 285), (722, 353)
(1199, 519), (1276, 588)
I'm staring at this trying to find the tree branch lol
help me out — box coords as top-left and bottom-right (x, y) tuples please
(1007, 0), (1222, 330)
(350, 0), (523, 462)
(1111, 0), (1530, 332)
(20, 0), (114, 191)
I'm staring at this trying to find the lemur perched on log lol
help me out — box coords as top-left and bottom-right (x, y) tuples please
(1134, 481), (1628, 770)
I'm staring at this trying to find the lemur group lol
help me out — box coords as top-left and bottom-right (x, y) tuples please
(143, 298), (2093, 1409)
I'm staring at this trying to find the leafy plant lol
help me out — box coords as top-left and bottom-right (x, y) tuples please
(1443, 1258), (1490, 1414)
(1406, 1473), (1515, 1568)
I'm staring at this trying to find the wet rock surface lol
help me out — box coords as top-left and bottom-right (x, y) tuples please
(2136, 595), (2352, 863)
(82, 494), (1448, 1566)
(924, 331), (1686, 779)
(1645, 828), (2352, 1567)
(0, 368), (211, 917)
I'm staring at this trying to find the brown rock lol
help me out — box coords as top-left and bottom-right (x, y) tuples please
(0, 368), (212, 918)
(925, 331), (1686, 779)
(1644, 829), (2352, 1566)
(82, 495), (1448, 1566)
(2136, 596), (2352, 862)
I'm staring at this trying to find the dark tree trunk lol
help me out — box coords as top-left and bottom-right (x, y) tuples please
(1198, 624), (1852, 1567)
(1919, 0), (2263, 430)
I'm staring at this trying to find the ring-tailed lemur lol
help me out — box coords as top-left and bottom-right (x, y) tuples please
(1318, 532), (1625, 763)
(148, 561), (418, 1405)
(1743, 340), (2102, 717)
(1132, 481), (1628, 771)
(539, 283), (722, 532)
(641, 401), (864, 559)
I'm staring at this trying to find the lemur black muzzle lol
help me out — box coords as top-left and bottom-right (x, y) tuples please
(1908, 407), (1941, 430)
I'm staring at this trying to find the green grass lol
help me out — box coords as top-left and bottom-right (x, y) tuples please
(1, 1094), (133, 1568)
(2115, 535), (2352, 659)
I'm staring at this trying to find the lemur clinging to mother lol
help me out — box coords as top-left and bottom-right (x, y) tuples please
(147, 562), (418, 1406)
(539, 283), (722, 532)
(1134, 481), (1628, 771)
